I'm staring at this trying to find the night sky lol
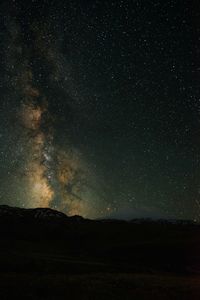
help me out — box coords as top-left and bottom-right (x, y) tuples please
(0, 0), (199, 220)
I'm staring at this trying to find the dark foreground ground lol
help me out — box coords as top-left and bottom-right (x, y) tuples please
(0, 206), (200, 299)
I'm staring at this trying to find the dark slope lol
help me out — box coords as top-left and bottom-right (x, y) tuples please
(0, 205), (199, 299)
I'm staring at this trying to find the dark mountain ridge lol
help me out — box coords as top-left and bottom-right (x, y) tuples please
(0, 204), (196, 226)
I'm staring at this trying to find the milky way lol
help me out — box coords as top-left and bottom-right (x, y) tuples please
(0, 3), (103, 218)
(0, 0), (199, 220)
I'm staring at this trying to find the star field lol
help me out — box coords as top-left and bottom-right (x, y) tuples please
(0, 0), (199, 220)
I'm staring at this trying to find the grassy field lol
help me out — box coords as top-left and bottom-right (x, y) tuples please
(0, 214), (200, 299)
(0, 271), (199, 299)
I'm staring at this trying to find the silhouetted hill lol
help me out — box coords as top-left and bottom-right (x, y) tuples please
(0, 205), (196, 226)
(0, 205), (68, 220)
(0, 205), (197, 240)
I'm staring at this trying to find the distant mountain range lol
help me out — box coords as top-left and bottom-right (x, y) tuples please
(0, 205), (196, 226)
